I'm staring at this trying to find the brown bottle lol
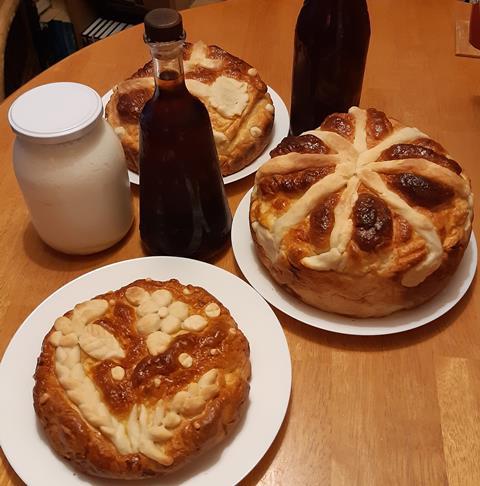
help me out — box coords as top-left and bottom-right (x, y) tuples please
(290, 0), (370, 135)
(470, 2), (480, 49)
(139, 9), (232, 260)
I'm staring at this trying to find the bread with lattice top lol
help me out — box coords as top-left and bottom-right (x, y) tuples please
(105, 41), (274, 176)
(33, 279), (250, 478)
(249, 107), (473, 317)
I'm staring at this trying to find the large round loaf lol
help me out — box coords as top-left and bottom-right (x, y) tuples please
(33, 279), (250, 479)
(249, 107), (474, 318)
(105, 41), (274, 176)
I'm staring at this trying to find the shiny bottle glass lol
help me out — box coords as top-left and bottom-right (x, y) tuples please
(139, 9), (232, 260)
(290, 0), (371, 135)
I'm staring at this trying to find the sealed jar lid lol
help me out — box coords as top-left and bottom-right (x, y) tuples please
(8, 82), (103, 144)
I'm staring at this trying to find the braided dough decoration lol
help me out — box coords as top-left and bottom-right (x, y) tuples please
(34, 279), (251, 479)
(105, 41), (274, 176)
(250, 107), (473, 317)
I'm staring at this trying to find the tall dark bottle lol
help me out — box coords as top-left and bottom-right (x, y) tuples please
(139, 9), (232, 260)
(290, 0), (370, 135)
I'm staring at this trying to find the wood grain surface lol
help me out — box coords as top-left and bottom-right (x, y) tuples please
(1, 0), (479, 485)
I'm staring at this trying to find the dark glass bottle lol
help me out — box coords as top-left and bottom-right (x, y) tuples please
(290, 0), (371, 135)
(470, 2), (480, 49)
(139, 9), (232, 260)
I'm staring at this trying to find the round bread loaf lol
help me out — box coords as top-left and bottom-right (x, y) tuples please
(33, 279), (250, 478)
(105, 41), (274, 176)
(249, 107), (473, 318)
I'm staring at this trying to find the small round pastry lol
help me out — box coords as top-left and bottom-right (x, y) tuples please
(33, 279), (251, 479)
(249, 107), (473, 318)
(105, 41), (274, 176)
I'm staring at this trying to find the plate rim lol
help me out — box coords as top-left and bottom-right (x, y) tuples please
(101, 86), (290, 186)
(232, 188), (478, 336)
(0, 256), (292, 486)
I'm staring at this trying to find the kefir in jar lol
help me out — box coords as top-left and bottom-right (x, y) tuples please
(8, 82), (133, 255)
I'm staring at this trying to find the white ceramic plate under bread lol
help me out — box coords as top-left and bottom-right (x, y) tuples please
(0, 257), (291, 485)
(232, 189), (477, 336)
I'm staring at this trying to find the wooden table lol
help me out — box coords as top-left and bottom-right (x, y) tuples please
(1, 0), (479, 484)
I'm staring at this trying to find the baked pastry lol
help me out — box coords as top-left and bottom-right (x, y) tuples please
(33, 279), (251, 479)
(249, 107), (473, 318)
(105, 41), (274, 176)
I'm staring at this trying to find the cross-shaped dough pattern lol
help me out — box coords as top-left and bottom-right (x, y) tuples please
(251, 107), (472, 315)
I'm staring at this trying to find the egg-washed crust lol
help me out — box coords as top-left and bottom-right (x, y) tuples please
(33, 279), (251, 479)
(105, 41), (274, 176)
(249, 107), (473, 317)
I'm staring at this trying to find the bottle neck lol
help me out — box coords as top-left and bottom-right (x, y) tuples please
(147, 40), (187, 94)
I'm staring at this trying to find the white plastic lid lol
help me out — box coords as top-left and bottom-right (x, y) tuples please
(8, 82), (103, 144)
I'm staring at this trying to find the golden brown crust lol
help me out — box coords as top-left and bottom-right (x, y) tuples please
(33, 279), (251, 479)
(249, 107), (474, 317)
(105, 41), (274, 176)
(250, 218), (468, 317)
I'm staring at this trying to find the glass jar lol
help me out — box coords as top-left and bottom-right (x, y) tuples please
(8, 82), (133, 255)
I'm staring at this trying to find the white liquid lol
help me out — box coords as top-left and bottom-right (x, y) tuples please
(13, 119), (133, 254)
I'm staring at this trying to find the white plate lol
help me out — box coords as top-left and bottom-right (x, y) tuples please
(0, 257), (291, 486)
(232, 189), (478, 336)
(101, 87), (290, 186)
